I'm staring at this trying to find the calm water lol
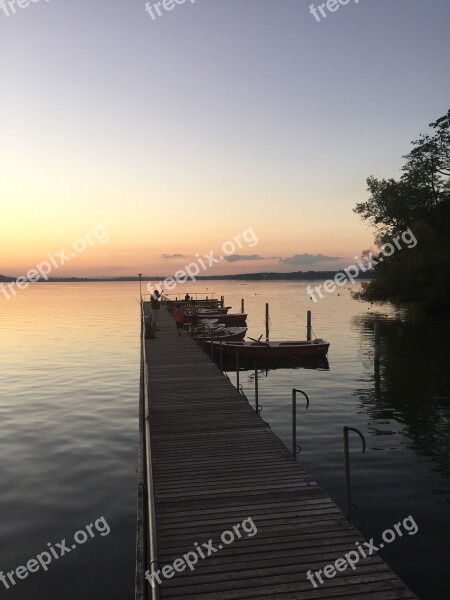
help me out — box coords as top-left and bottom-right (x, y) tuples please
(0, 281), (449, 599)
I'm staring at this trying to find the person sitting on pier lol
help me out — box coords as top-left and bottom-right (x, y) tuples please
(174, 304), (184, 336)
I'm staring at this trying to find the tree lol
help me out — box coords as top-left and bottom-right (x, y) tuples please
(353, 109), (450, 312)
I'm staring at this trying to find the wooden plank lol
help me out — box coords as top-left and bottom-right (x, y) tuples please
(138, 306), (418, 600)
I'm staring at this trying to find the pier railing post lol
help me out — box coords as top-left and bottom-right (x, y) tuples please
(343, 426), (366, 522)
(140, 303), (160, 600)
(219, 335), (223, 372)
(292, 389), (310, 456)
(236, 348), (239, 390)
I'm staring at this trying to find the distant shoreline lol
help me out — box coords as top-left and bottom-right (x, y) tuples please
(1, 271), (373, 283)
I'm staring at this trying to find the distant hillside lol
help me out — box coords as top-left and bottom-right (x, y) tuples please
(199, 271), (373, 281)
(0, 271), (373, 283)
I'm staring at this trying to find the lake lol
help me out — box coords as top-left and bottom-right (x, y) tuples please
(0, 281), (449, 599)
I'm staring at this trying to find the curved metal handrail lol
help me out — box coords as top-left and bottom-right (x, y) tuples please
(343, 426), (366, 522)
(292, 389), (310, 456)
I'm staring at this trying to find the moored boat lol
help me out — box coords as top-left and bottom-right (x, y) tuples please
(196, 326), (247, 342)
(202, 338), (330, 360)
(195, 319), (223, 330)
(196, 307), (231, 315)
(198, 313), (248, 326)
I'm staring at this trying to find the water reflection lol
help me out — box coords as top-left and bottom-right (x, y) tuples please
(354, 310), (450, 480)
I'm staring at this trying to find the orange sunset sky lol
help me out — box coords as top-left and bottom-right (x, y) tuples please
(1, 1), (449, 278)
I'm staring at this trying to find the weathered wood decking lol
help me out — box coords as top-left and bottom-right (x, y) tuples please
(142, 306), (417, 599)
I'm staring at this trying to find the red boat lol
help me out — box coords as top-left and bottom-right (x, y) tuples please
(203, 338), (330, 360)
(198, 313), (247, 326)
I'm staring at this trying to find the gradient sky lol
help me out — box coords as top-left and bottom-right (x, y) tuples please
(1, 0), (449, 277)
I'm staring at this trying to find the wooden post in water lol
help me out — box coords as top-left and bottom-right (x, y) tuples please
(307, 310), (312, 341)
(220, 295), (224, 308)
(254, 367), (259, 414)
(241, 298), (245, 313)
(219, 336), (223, 372)
(265, 303), (270, 341)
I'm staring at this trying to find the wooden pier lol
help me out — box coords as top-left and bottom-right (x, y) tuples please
(136, 305), (417, 599)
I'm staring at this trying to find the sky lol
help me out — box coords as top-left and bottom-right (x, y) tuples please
(1, 0), (449, 277)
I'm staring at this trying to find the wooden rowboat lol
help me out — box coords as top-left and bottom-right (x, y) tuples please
(198, 313), (247, 326)
(202, 338), (330, 360)
(196, 327), (247, 342)
(196, 307), (231, 315)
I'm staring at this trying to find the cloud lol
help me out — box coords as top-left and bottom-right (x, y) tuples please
(224, 254), (263, 263)
(162, 253), (186, 259)
(281, 253), (340, 266)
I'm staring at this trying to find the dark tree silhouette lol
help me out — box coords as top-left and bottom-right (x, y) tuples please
(354, 110), (450, 311)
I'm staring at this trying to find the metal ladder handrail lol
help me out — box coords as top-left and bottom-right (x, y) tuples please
(291, 388), (310, 456)
(343, 426), (366, 522)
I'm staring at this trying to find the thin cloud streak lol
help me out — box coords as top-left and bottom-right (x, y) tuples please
(281, 253), (340, 266)
(224, 254), (263, 263)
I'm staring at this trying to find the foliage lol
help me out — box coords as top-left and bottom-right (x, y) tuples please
(354, 110), (450, 312)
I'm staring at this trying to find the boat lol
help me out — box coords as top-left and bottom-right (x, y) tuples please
(202, 338), (330, 361)
(193, 321), (225, 335)
(196, 307), (231, 315)
(198, 313), (248, 326)
(196, 326), (247, 342)
(163, 298), (222, 312)
(195, 320), (223, 330)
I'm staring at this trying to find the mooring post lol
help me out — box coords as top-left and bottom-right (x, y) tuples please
(292, 390), (296, 456)
(236, 348), (239, 390)
(254, 366), (259, 414)
(292, 389), (310, 456)
(307, 310), (312, 341)
(241, 298), (245, 313)
(219, 335), (223, 372)
(265, 303), (270, 340)
(220, 295), (224, 308)
(343, 426), (366, 522)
